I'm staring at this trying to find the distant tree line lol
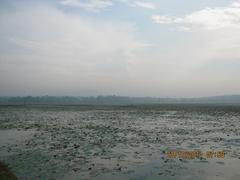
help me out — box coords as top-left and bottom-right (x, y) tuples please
(0, 95), (240, 105)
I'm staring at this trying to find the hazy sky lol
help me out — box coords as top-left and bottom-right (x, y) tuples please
(1, 0), (240, 97)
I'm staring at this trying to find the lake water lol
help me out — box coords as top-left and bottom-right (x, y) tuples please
(0, 105), (240, 180)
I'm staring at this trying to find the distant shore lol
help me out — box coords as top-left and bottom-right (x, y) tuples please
(0, 95), (240, 105)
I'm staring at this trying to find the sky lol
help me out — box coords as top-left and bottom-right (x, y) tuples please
(0, 0), (240, 97)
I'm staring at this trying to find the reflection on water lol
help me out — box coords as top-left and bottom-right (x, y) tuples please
(0, 105), (240, 179)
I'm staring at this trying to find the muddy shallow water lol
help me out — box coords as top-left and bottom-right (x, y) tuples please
(0, 105), (240, 180)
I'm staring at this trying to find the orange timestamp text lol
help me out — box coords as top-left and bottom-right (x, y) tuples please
(166, 150), (225, 159)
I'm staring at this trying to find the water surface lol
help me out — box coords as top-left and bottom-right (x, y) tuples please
(0, 105), (239, 179)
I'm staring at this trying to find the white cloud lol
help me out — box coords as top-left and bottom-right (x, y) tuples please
(0, 5), (148, 96)
(134, 1), (156, 9)
(60, 0), (157, 11)
(150, 1), (240, 97)
(151, 15), (175, 24)
(1, 1), (240, 97)
(232, 0), (240, 7)
(60, 0), (113, 12)
(152, 1), (240, 31)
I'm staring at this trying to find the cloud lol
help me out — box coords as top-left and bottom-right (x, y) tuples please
(232, 0), (240, 7)
(1, 1), (240, 97)
(0, 5), (148, 96)
(151, 15), (175, 24)
(134, 1), (156, 9)
(152, 1), (240, 31)
(60, 0), (113, 12)
(150, 1), (240, 96)
(60, 0), (157, 11)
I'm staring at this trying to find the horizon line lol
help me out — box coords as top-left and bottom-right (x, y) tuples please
(0, 94), (240, 99)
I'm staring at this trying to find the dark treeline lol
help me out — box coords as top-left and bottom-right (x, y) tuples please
(0, 95), (240, 105)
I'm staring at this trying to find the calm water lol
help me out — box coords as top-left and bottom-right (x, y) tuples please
(0, 105), (240, 180)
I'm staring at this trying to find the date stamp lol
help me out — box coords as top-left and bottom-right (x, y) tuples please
(166, 150), (225, 159)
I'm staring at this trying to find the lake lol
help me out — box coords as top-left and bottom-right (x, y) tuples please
(0, 105), (240, 180)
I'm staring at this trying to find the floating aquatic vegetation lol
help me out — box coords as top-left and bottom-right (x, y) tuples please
(0, 105), (240, 179)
